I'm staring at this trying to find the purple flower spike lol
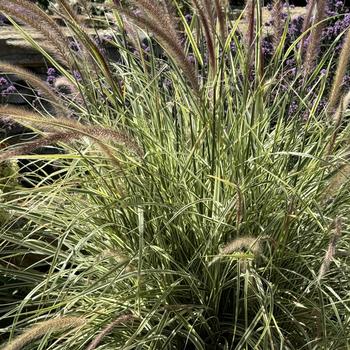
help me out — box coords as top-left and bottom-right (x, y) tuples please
(188, 54), (196, 64)
(47, 67), (56, 76)
(185, 14), (192, 23)
(1, 85), (17, 96)
(0, 77), (8, 87)
(73, 70), (82, 81)
(46, 75), (56, 84)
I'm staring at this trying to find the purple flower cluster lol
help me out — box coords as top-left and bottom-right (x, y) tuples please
(185, 14), (192, 23)
(0, 76), (17, 96)
(69, 39), (81, 52)
(261, 36), (274, 60)
(258, 0), (350, 119)
(321, 8), (350, 54)
(46, 67), (57, 85)
(73, 70), (82, 81)
(288, 15), (304, 41)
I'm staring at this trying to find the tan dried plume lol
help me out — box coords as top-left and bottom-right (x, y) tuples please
(332, 90), (350, 124)
(54, 76), (83, 104)
(122, 14), (142, 51)
(220, 236), (263, 256)
(210, 235), (265, 266)
(322, 163), (350, 201)
(2, 316), (85, 350)
(98, 249), (135, 272)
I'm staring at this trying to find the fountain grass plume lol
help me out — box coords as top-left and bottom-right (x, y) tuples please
(210, 236), (264, 265)
(191, 0), (216, 76)
(0, 62), (70, 116)
(325, 95), (345, 157)
(85, 314), (136, 350)
(2, 316), (85, 350)
(98, 250), (135, 272)
(317, 217), (342, 282)
(214, 0), (227, 44)
(54, 76), (83, 104)
(129, 0), (178, 41)
(0, 0), (71, 66)
(0, 131), (88, 162)
(328, 27), (350, 112)
(322, 163), (350, 201)
(272, 0), (283, 50)
(159, 0), (180, 39)
(304, 0), (327, 75)
(0, 130), (140, 167)
(115, 5), (199, 91)
(220, 236), (263, 256)
(56, 0), (82, 25)
(300, 0), (315, 55)
(0, 106), (143, 158)
(122, 15), (141, 51)
(1, 1), (120, 97)
(332, 89), (350, 123)
(245, 0), (255, 66)
(202, 0), (215, 30)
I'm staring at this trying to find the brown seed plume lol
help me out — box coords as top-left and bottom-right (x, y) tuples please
(0, 106), (143, 159)
(214, 0), (227, 44)
(304, 0), (327, 75)
(272, 0), (283, 50)
(300, 0), (315, 55)
(86, 314), (136, 350)
(191, 0), (216, 75)
(56, 0), (82, 25)
(245, 0), (255, 68)
(114, 5), (199, 91)
(0, 0), (71, 66)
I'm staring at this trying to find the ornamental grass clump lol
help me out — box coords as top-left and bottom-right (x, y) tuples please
(1, 0), (350, 349)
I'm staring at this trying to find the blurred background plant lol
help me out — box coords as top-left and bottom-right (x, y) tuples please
(0, 0), (350, 349)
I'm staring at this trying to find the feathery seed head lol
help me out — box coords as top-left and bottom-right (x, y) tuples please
(0, 106), (143, 159)
(329, 27), (350, 112)
(0, 0), (72, 66)
(86, 314), (136, 350)
(3, 316), (85, 350)
(0, 62), (69, 116)
(317, 217), (342, 282)
(220, 236), (263, 256)
(115, 4), (199, 91)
